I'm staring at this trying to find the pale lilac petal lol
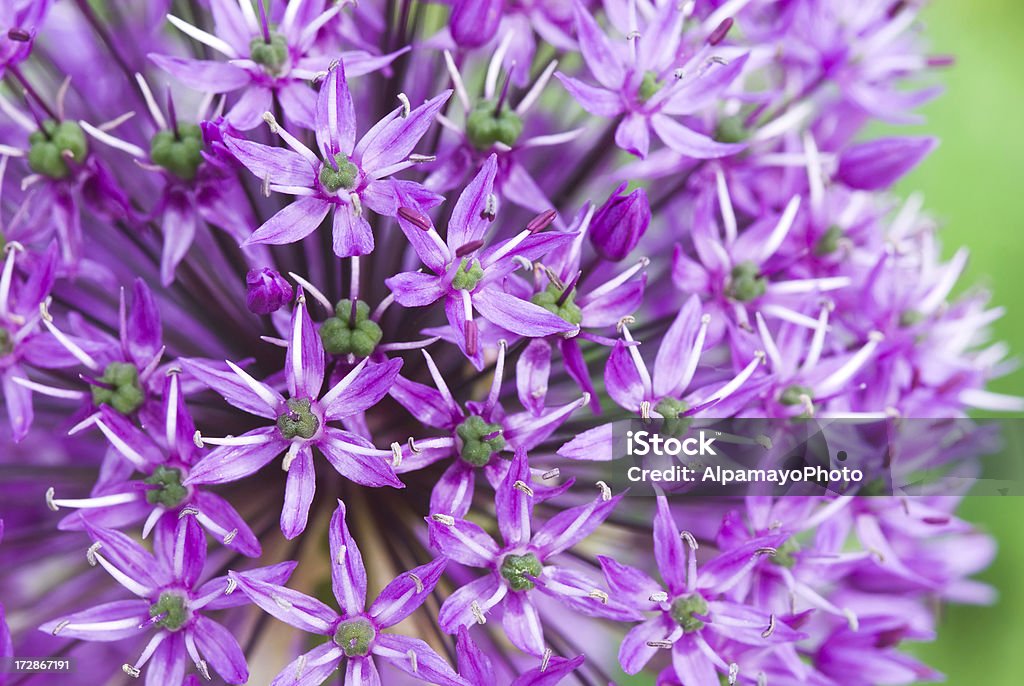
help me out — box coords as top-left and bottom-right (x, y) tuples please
(532, 494), (622, 558)
(328, 499), (367, 616)
(337, 47), (410, 77)
(369, 557), (447, 628)
(38, 600), (149, 641)
(180, 358), (283, 418)
(358, 91), (452, 174)
(320, 429), (404, 488)
(192, 616), (248, 684)
(597, 555), (662, 611)
(556, 424), (614, 461)
(83, 522), (167, 591)
(160, 191), (197, 285)
(228, 571), (338, 634)
(502, 591), (545, 656)
(428, 517), (499, 568)
(198, 562), (297, 610)
(661, 54), (750, 115)
(447, 154), (498, 251)
(184, 429), (285, 485)
(244, 197), (331, 246)
(3, 367), (34, 442)
(573, 3), (625, 88)
(672, 635), (719, 684)
(654, 496), (688, 594)
(495, 449), (533, 548)
(837, 137), (938, 191)
(386, 270), (447, 307)
(125, 278), (163, 363)
(429, 461), (476, 519)
(172, 513), (206, 587)
(517, 339), (551, 415)
(344, 655), (381, 686)
(512, 655), (586, 686)
(278, 81), (317, 129)
(316, 62), (356, 158)
(473, 288), (574, 337)
(149, 54), (251, 93)
(537, 566), (643, 621)
(332, 202), (375, 257)
(281, 446), (316, 539)
(555, 73), (624, 117)
(605, 340), (645, 410)
(650, 114), (745, 159)
(224, 137), (316, 189)
(286, 298), (325, 399)
(146, 632), (186, 686)
(227, 86), (274, 130)
(269, 643), (343, 686)
(456, 627), (492, 684)
(322, 358), (403, 419)
(615, 113), (651, 158)
(620, 615), (675, 674)
(438, 574), (507, 632)
(652, 294), (703, 398)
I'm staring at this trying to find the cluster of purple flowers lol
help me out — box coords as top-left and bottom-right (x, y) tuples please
(0, 1), (1018, 685)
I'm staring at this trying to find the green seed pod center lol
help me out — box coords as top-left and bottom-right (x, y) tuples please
(318, 299), (383, 357)
(726, 261), (766, 302)
(0, 328), (12, 358)
(715, 115), (747, 144)
(456, 415), (505, 467)
(91, 362), (144, 414)
(814, 225), (844, 257)
(670, 594), (708, 633)
(638, 70), (663, 102)
(771, 538), (801, 568)
(500, 552), (543, 591)
(530, 282), (583, 326)
(150, 124), (204, 181)
(333, 617), (376, 657)
(249, 33), (289, 73)
(654, 397), (691, 436)
(277, 398), (320, 440)
(319, 153), (359, 193)
(149, 592), (188, 632)
(28, 120), (89, 179)
(779, 384), (814, 406)
(451, 258), (484, 291)
(466, 100), (524, 150)
(143, 466), (188, 508)
(900, 309), (924, 327)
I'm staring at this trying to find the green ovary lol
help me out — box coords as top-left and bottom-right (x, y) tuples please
(530, 282), (583, 326)
(91, 362), (144, 414)
(249, 33), (289, 73)
(319, 299), (383, 357)
(456, 415), (505, 467)
(500, 553), (543, 591)
(333, 617), (376, 657)
(779, 385), (814, 406)
(319, 153), (359, 193)
(814, 225), (844, 256)
(638, 71), (663, 101)
(28, 120), (88, 179)
(149, 592), (188, 631)
(451, 258), (484, 291)
(466, 100), (524, 150)
(143, 466), (188, 508)
(655, 397), (691, 436)
(150, 124), (204, 181)
(0, 328), (12, 357)
(726, 261), (766, 302)
(277, 398), (320, 440)
(670, 594), (708, 633)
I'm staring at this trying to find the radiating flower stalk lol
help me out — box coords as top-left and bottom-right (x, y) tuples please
(0, 1), (1018, 685)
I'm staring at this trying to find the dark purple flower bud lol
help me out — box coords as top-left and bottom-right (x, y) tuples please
(245, 268), (293, 315)
(589, 183), (651, 261)
(450, 0), (503, 49)
(836, 137), (938, 191)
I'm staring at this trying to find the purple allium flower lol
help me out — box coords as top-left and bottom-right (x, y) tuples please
(183, 295), (404, 538)
(589, 181), (650, 261)
(246, 267), (293, 315)
(225, 61), (450, 257)
(230, 500), (464, 686)
(38, 513), (294, 684)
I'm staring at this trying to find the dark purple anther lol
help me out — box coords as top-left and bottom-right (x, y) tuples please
(456, 240), (485, 258)
(526, 209), (557, 234)
(707, 18), (734, 46)
(397, 206), (432, 231)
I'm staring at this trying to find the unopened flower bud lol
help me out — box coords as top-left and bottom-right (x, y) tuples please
(589, 183), (651, 261)
(246, 268), (293, 315)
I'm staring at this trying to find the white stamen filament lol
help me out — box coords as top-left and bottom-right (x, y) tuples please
(620, 324), (654, 397)
(49, 491), (138, 510)
(485, 31), (515, 99)
(225, 360), (281, 411)
(39, 303), (101, 370)
(95, 420), (150, 469)
(716, 169), (737, 243)
(442, 50), (472, 112)
(816, 331), (884, 397)
(761, 195), (801, 261)
(79, 120), (147, 159)
(516, 60), (558, 116)
(166, 15), (238, 57)
(11, 377), (86, 400)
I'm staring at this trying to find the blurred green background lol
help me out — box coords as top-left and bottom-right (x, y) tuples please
(895, 1), (1024, 683)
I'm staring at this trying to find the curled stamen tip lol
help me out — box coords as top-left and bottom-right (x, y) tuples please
(407, 572), (424, 594)
(700, 314), (712, 325)
(408, 436), (421, 453)
(679, 531), (699, 550)
(626, 30), (641, 40)
(843, 607), (859, 631)
(397, 93), (411, 118)
(390, 441), (403, 467)
(51, 619), (69, 636)
(45, 486), (59, 511)
(639, 400), (651, 420)
(588, 589), (609, 604)
(761, 614), (777, 638)
(165, 366), (181, 376)
(225, 578), (238, 595)
(196, 659), (211, 681)
(470, 600), (486, 624)
(223, 529), (238, 545)
(755, 434), (773, 450)
(349, 192), (363, 216)
(596, 481), (612, 501)
(728, 663), (739, 684)
(513, 480), (535, 497)
(431, 513), (455, 526)
(646, 640), (673, 649)
(868, 330), (885, 342)
(541, 468), (560, 481)
(86, 541), (103, 566)
(122, 664), (141, 678)
(649, 591), (668, 602)
(616, 315), (635, 332)
(4, 240), (25, 254)
(407, 649), (418, 673)
(261, 111), (279, 132)
(178, 506), (200, 519)
(754, 546), (777, 558)
(39, 299), (53, 322)
(193, 430), (205, 448)
(540, 648), (552, 672)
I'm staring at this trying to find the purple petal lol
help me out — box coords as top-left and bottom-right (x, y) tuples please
(662, 54), (750, 115)
(369, 557), (447, 628)
(227, 86), (275, 130)
(125, 278), (162, 362)
(517, 339), (551, 415)
(328, 499), (367, 616)
(473, 288), (574, 337)
(322, 358), (403, 420)
(193, 490), (261, 556)
(428, 517), (499, 567)
(223, 137), (316, 189)
(652, 294), (703, 398)
(430, 461), (476, 519)
(269, 643), (343, 686)
(83, 522), (167, 592)
(556, 424), (614, 461)
(537, 566), (642, 621)
(281, 446), (316, 539)
(495, 449), (533, 548)
(456, 626), (493, 684)
(375, 634), (465, 685)
(438, 574), (507, 633)
(654, 496), (688, 595)
(180, 358), (283, 419)
(149, 54), (251, 93)
(344, 656), (381, 686)
(198, 561), (297, 611)
(184, 429), (285, 485)
(673, 635), (719, 684)
(38, 600), (150, 641)
(512, 654), (586, 686)
(502, 591), (545, 656)
(597, 555), (662, 611)
(315, 62), (356, 158)
(450, 0), (502, 48)
(532, 494), (622, 558)
(146, 632), (186, 686)
(619, 615), (675, 674)
(605, 340), (645, 410)
(229, 571), (338, 634)
(278, 81), (317, 129)
(447, 154), (498, 251)
(836, 137), (938, 191)
(650, 114), (745, 159)
(615, 113), (651, 158)
(573, 3), (625, 89)
(286, 298), (325, 399)
(332, 202), (375, 257)
(357, 91), (451, 175)
(555, 73), (624, 117)
(172, 513), (206, 587)
(3, 368), (33, 442)
(244, 197), (331, 246)
(320, 428), (404, 488)
(386, 270), (448, 307)
(192, 616), (248, 683)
